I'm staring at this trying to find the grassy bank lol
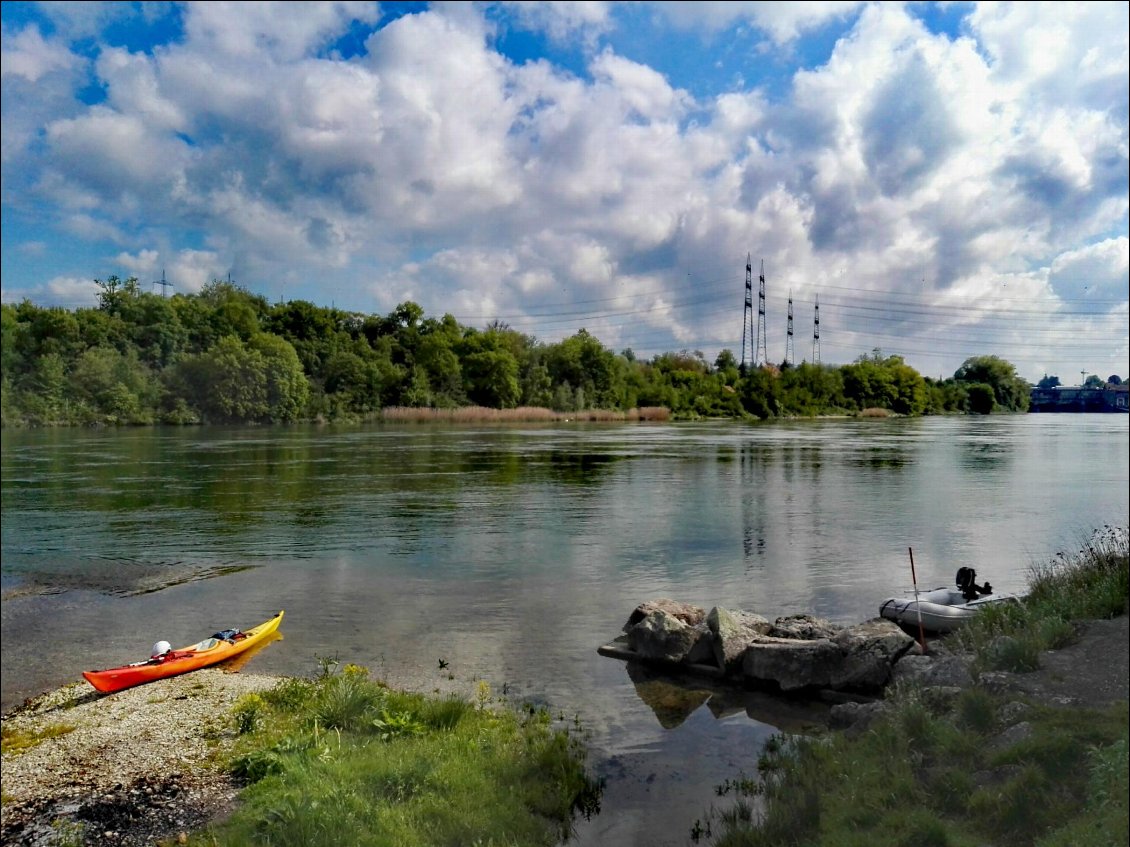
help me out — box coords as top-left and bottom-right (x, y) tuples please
(698, 526), (1130, 847)
(185, 664), (601, 847)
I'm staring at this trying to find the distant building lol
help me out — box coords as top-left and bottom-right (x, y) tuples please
(1029, 381), (1129, 413)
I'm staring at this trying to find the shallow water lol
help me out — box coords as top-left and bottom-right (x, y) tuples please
(2, 415), (1127, 845)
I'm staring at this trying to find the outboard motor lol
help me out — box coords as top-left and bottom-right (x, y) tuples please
(956, 567), (992, 601)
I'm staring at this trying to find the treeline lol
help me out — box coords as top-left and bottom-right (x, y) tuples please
(0, 277), (1030, 426)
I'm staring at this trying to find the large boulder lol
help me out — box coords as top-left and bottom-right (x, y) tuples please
(742, 619), (915, 692)
(626, 609), (715, 665)
(830, 619), (917, 689)
(706, 606), (771, 671)
(623, 599), (706, 632)
(742, 636), (845, 691)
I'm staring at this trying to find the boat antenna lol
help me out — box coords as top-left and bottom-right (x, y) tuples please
(908, 547), (928, 654)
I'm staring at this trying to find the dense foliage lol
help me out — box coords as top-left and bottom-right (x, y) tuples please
(0, 278), (1031, 426)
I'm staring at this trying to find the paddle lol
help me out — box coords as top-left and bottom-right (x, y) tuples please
(908, 546), (928, 654)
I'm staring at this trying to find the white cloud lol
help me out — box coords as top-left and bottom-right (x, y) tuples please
(498, 0), (613, 45)
(0, 23), (78, 81)
(0, 1), (1126, 381)
(183, 0), (379, 62)
(654, 1), (864, 44)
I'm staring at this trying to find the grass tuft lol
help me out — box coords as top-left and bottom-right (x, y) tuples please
(191, 662), (600, 847)
(1, 723), (77, 756)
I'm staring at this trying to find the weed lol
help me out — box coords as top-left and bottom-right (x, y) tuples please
(311, 672), (383, 732)
(0, 723), (77, 756)
(954, 688), (996, 734)
(232, 693), (266, 735)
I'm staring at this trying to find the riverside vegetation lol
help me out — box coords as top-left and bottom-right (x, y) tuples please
(2, 277), (1034, 426)
(696, 526), (1130, 847)
(186, 666), (601, 847)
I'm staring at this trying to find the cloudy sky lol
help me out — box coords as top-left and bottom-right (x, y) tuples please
(2, 1), (1127, 383)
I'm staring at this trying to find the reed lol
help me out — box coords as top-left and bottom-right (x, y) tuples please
(379, 405), (670, 423)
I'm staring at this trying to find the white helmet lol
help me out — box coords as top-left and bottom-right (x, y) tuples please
(151, 640), (172, 657)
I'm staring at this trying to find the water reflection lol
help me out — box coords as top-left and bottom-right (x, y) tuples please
(623, 663), (831, 733)
(543, 451), (621, 486)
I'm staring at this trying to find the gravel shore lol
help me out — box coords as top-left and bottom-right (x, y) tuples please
(1, 669), (279, 847)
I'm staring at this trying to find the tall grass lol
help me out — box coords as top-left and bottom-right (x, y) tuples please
(191, 663), (601, 847)
(380, 405), (670, 423)
(699, 528), (1129, 847)
(952, 525), (1129, 672)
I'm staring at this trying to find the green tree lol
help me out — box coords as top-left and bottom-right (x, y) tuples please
(953, 355), (1030, 412)
(459, 330), (520, 408)
(1, 304), (23, 384)
(966, 382), (996, 414)
(544, 329), (622, 410)
(131, 293), (188, 367)
(69, 346), (160, 424)
(323, 349), (386, 412)
(199, 280), (265, 341)
(248, 332), (309, 421)
(780, 362), (845, 416)
(19, 352), (69, 423)
(739, 366), (782, 419)
(94, 275), (141, 315)
(171, 336), (268, 423)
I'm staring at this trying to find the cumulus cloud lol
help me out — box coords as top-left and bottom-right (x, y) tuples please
(0, 0), (1126, 380)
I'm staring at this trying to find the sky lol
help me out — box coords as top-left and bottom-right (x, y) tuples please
(1, 1), (1127, 384)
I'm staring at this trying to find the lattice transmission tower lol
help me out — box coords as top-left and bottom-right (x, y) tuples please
(151, 269), (174, 297)
(755, 260), (768, 366)
(812, 295), (821, 365)
(785, 291), (794, 366)
(740, 254), (755, 372)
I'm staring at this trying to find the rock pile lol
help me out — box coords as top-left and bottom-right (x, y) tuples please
(599, 598), (917, 694)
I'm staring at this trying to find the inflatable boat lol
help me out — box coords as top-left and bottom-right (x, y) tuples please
(879, 568), (1023, 634)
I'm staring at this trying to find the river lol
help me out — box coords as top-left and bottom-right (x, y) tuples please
(2, 414), (1127, 845)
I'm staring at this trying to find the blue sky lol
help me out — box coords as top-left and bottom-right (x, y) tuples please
(2, 1), (1127, 382)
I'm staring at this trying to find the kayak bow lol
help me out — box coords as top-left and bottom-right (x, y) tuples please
(82, 610), (284, 694)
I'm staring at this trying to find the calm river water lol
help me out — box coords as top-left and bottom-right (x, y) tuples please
(2, 415), (1127, 845)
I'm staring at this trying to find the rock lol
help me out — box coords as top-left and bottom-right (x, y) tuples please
(829, 700), (887, 733)
(739, 619), (913, 693)
(890, 653), (974, 689)
(742, 636), (844, 691)
(767, 614), (840, 641)
(830, 619), (916, 689)
(626, 610), (714, 665)
(997, 701), (1031, 725)
(706, 607), (771, 671)
(610, 602), (915, 692)
(622, 599), (706, 632)
(991, 720), (1034, 751)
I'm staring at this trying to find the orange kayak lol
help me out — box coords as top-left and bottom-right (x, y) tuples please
(82, 611), (284, 694)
